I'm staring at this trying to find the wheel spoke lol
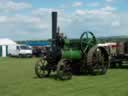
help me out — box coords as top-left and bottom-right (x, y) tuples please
(86, 32), (88, 39)
(80, 32), (97, 54)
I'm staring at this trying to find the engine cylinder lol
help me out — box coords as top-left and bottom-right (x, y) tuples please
(62, 49), (81, 60)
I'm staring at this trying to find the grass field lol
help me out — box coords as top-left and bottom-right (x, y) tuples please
(0, 57), (128, 96)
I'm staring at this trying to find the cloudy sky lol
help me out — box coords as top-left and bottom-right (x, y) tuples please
(0, 0), (127, 40)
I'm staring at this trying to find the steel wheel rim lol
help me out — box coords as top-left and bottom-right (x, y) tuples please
(35, 58), (49, 78)
(92, 48), (108, 74)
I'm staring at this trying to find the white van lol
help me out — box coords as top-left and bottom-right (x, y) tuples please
(8, 44), (32, 57)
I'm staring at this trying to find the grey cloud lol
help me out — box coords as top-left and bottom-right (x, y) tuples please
(0, 6), (127, 40)
(0, 1), (32, 13)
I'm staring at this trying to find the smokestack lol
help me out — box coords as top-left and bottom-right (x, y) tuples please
(52, 11), (57, 40)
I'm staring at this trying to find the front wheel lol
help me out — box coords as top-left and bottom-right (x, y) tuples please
(35, 58), (51, 78)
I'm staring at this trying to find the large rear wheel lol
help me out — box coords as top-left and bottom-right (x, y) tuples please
(87, 46), (109, 75)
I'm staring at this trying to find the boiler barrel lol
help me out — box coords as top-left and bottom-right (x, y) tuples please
(62, 49), (81, 60)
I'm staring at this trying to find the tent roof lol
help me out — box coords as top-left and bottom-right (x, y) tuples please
(0, 38), (16, 45)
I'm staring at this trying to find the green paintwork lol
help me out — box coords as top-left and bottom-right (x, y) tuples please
(64, 39), (81, 50)
(62, 49), (81, 60)
(63, 39), (82, 60)
(62, 32), (97, 60)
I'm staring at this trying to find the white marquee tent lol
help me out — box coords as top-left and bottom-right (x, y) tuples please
(0, 38), (17, 57)
(0, 38), (16, 45)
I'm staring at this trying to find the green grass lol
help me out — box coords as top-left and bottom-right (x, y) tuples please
(0, 57), (128, 96)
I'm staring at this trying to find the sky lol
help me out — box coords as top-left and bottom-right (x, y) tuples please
(0, 0), (127, 40)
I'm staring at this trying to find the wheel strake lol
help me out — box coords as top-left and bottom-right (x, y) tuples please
(87, 45), (109, 75)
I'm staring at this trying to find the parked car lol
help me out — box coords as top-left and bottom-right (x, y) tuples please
(8, 44), (32, 57)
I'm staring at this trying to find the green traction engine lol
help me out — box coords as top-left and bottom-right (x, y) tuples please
(35, 12), (109, 80)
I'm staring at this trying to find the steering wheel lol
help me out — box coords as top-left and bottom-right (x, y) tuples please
(80, 31), (97, 54)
